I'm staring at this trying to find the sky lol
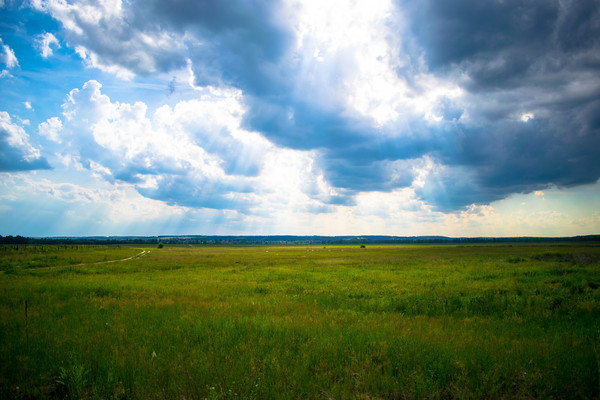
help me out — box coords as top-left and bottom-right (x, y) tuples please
(0, 0), (599, 237)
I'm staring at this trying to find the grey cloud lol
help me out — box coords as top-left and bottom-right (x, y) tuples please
(319, 156), (420, 193)
(401, 0), (600, 92)
(167, 76), (176, 96)
(421, 103), (600, 210)
(391, 0), (600, 209)
(403, 0), (558, 71)
(137, 175), (254, 210)
(133, 0), (293, 91)
(555, 0), (600, 52)
(0, 141), (51, 171)
(41, 0), (294, 84)
(32, 0), (188, 75)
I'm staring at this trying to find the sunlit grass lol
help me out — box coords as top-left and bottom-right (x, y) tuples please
(1, 244), (599, 398)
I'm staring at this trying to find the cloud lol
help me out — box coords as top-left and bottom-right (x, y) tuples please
(38, 117), (62, 142)
(394, 0), (600, 209)
(402, 0), (558, 74)
(167, 76), (176, 95)
(36, 32), (61, 58)
(520, 112), (534, 122)
(54, 80), (336, 214)
(0, 112), (51, 171)
(28, 0), (600, 212)
(0, 39), (18, 68)
(0, 37), (18, 77)
(133, 0), (294, 91)
(0, 173), (244, 236)
(31, 0), (189, 79)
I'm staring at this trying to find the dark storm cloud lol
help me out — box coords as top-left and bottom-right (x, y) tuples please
(395, 0), (600, 209)
(400, 0), (600, 106)
(131, 0), (293, 90)
(242, 98), (366, 150)
(419, 114), (600, 211)
(403, 0), (558, 72)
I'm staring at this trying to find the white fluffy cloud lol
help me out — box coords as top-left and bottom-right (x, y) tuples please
(0, 37), (18, 78)
(36, 32), (60, 58)
(38, 117), (62, 142)
(55, 80), (338, 213)
(0, 112), (49, 171)
(0, 113), (39, 160)
(0, 40), (17, 68)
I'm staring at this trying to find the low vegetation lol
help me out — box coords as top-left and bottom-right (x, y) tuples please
(1, 243), (599, 399)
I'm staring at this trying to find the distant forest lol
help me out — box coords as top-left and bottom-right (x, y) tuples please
(1, 234), (599, 245)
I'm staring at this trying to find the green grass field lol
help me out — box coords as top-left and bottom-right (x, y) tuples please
(1, 243), (599, 399)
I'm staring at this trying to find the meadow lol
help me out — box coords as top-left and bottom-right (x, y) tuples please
(1, 243), (599, 399)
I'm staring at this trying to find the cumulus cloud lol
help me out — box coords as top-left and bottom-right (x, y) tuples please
(38, 117), (62, 142)
(0, 39), (18, 68)
(55, 80), (337, 214)
(29, 0), (600, 212)
(0, 37), (18, 77)
(36, 32), (60, 58)
(0, 112), (51, 171)
(31, 0), (187, 79)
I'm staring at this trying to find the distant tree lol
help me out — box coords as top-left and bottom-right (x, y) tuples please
(0, 235), (29, 244)
(157, 242), (164, 249)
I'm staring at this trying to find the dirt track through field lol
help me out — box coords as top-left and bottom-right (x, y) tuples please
(34, 250), (150, 271)
(73, 250), (150, 266)
(0, 250), (151, 274)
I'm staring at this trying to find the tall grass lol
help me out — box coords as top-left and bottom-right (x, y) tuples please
(1, 244), (599, 398)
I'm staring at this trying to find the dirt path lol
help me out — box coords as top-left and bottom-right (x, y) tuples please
(73, 250), (150, 266)
(0, 250), (152, 273)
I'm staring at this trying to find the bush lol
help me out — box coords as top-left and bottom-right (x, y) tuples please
(157, 242), (164, 249)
